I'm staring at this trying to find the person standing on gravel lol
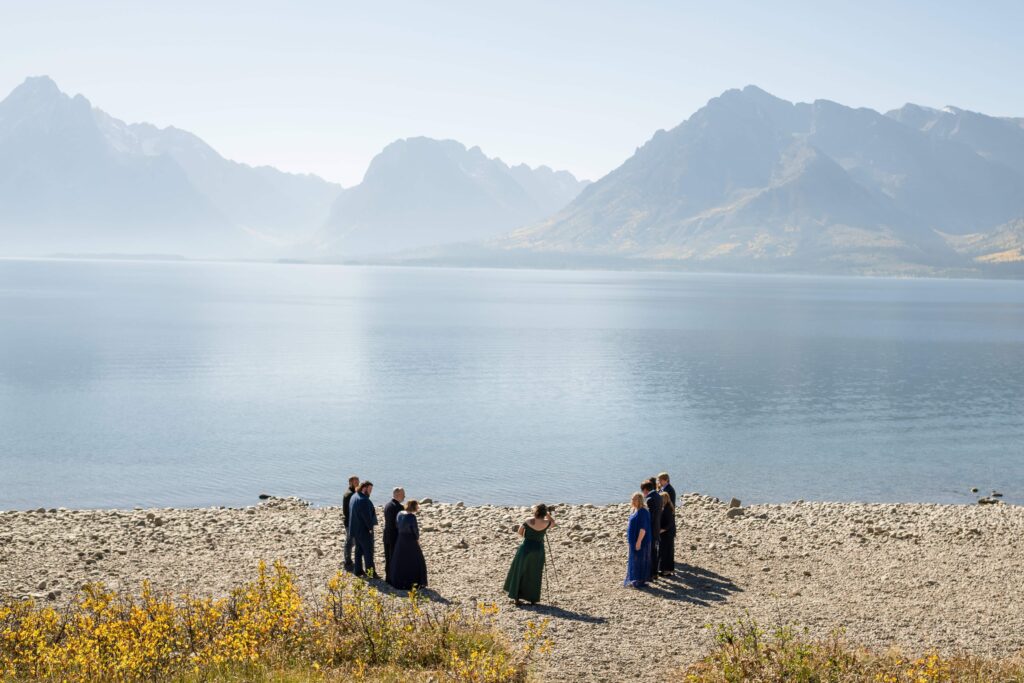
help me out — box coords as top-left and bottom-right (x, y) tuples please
(349, 481), (378, 578)
(624, 492), (651, 588)
(658, 472), (677, 572)
(389, 499), (428, 591)
(641, 479), (662, 581)
(382, 487), (405, 584)
(658, 490), (676, 576)
(657, 472), (676, 508)
(503, 503), (555, 606)
(342, 475), (359, 572)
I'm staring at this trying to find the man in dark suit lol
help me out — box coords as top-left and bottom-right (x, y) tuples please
(348, 481), (379, 578)
(641, 479), (662, 581)
(382, 486), (406, 584)
(657, 472), (676, 508)
(342, 475), (359, 571)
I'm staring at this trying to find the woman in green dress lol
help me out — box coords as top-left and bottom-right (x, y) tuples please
(503, 503), (555, 606)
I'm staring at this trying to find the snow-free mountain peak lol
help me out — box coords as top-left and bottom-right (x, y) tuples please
(495, 86), (1024, 275)
(319, 136), (589, 257)
(0, 76), (343, 257)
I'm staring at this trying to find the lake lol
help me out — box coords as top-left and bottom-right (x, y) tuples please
(1, 259), (1023, 509)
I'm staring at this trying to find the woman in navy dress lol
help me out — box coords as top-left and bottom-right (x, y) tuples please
(624, 492), (651, 588)
(388, 500), (428, 590)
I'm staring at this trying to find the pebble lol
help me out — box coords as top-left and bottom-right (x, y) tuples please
(1, 495), (1022, 683)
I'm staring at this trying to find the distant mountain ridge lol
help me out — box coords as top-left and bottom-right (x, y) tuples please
(0, 76), (342, 257)
(318, 137), (589, 257)
(488, 86), (1024, 276)
(0, 76), (588, 260)
(3, 77), (1023, 277)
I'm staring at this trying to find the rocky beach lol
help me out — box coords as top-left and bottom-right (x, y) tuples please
(2, 495), (1023, 681)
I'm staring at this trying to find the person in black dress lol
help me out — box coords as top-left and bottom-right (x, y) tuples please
(389, 499), (428, 590)
(658, 490), (676, 575)
(382, 487), (405, 584)
(641, 479), (662, 581)
(342, 475), (359, 571)
(658, 472), (677, 572)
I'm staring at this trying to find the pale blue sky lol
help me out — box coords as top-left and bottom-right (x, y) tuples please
(3, 1), (1022, 186)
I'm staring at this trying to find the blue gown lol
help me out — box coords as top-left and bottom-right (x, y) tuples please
(624, 507), (651, 587)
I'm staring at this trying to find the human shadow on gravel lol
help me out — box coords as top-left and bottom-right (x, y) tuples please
(641, 563), (742, 606)
(515, 603), (608, 624)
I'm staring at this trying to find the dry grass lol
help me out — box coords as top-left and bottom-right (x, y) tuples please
(681, 618), (1024, 683)
(0, 561), (549, 682)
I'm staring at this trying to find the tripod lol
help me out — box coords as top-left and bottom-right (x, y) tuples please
(544, 524), (558, 595)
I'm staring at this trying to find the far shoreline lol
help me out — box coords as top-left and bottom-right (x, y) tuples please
(4, 252), (1024, 282)
(2, 490), (1017, 515)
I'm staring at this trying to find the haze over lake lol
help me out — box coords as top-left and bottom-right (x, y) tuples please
(1, 258), (1022, 510)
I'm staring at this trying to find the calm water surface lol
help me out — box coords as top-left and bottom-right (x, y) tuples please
(1, 259), (1023, 509)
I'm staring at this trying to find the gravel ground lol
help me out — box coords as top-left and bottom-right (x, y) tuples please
(2, 495), (1023, 681)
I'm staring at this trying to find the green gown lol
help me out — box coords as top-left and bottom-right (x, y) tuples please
(503, 521), (548, 603)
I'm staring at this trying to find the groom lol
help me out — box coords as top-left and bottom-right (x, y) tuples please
(348, 480), (378, 578)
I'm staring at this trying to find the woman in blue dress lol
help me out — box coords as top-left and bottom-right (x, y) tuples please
(624, 492), (651, 588)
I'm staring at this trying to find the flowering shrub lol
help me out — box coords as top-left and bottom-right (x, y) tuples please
(682, 618), (1024, 682)
(0, 561), (548, 682)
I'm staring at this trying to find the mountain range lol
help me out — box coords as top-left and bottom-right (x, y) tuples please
(2, 77), (1023, 276)
(0, 76), (342, 257)
(0, 77), (588, 258)
(485, 86), (1024, 276)
(317, 137), (588, 257)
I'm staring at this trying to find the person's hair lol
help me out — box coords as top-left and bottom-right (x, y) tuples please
(631, 492), (645, 509)
(406, 499), (419, 513)
(660, 490), (672, 510)
(532, 503), (548, 519)
(392, 486), (404, 497)
(348, 475), (359, 485)
(640, 480), (654, 492)
(657, 472), (670, 482)
(358, 480), (373, 492)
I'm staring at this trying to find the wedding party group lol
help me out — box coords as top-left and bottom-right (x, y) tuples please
(502, 473), (677, 605)
(341, 472), (678, 606)
(342, 477), (427, 591)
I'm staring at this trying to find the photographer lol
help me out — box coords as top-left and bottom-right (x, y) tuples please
(502, 503), (555, 606)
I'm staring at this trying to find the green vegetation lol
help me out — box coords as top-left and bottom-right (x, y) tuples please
(0, 561), (549, 682)
(682, 618), (1024, 683)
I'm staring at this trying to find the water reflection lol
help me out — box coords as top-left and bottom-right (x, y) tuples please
(1, 260), (1022, 509)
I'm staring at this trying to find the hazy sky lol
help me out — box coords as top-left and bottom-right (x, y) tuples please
(3, 1), (1022, 186)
